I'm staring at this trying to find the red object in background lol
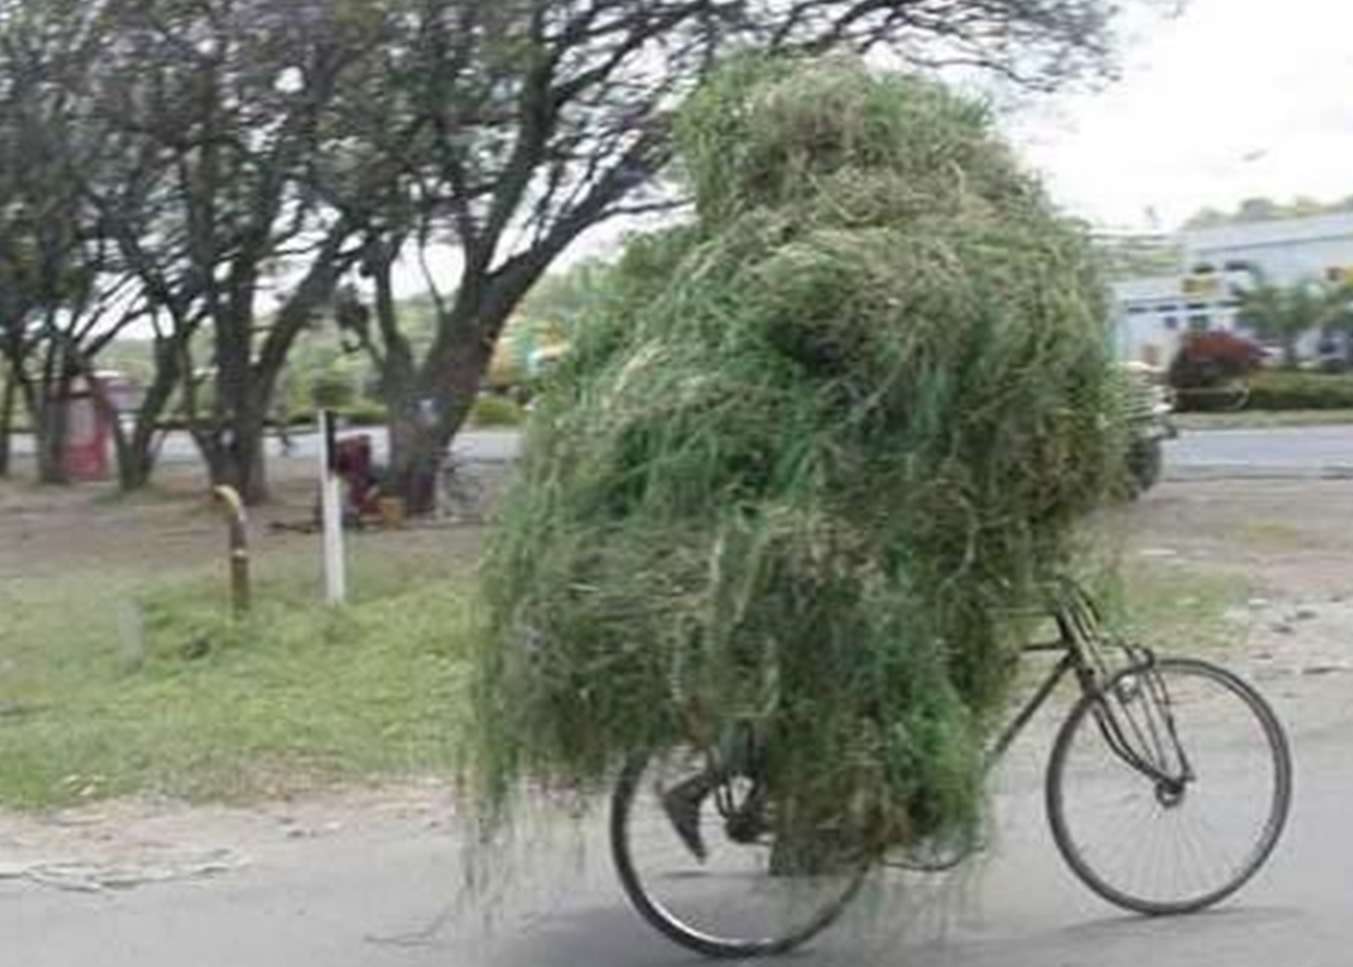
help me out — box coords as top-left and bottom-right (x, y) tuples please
(60, 384), (112, 481)
(333, 434), (383, 517)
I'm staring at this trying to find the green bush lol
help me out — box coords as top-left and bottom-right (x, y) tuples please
(338, 401), (388, 426)
(1247, 371), (1353, 410)
(469, 394), (526, 428)
(309, 368), (357, 409)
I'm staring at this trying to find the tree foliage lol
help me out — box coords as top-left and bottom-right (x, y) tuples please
(1236, 278), (1353, 369)
(1184, 194), (1353, 230)
(81, 0), (371, 500)
(0, 0), (139, 482)
(1167, 330), (1264, 391)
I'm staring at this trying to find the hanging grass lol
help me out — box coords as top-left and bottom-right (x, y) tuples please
(467, 58), (1125, 853)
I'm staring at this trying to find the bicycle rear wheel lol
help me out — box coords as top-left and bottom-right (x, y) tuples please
(611, 743), (869, 959)
(1046, 657), (1291, 914)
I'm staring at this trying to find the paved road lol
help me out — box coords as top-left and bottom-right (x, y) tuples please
(1165, 425), (1353, 479)
(15, 425), (1353, 479)
(5, 683), (1347, 967)
(7, 427), (523, 466)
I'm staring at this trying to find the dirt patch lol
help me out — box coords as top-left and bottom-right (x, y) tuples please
(0, 456), (502, 583)
(1127, 479), (1353, 596)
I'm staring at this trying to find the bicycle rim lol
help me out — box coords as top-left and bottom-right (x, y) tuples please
(611, 744), (868, 958)
(1046, 657), (1291, 914)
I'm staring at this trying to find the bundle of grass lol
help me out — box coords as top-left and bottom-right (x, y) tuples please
(470, 58), (1124, 853)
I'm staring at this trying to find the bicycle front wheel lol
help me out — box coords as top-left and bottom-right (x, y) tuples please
(1046, 657), (1291, 915)
(611, 743), (869, 959)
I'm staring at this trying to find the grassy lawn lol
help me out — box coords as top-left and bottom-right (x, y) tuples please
(0, 535), (481, 810)
(1114, 562), (1251, 653)
(1174, 408), (1353, 431)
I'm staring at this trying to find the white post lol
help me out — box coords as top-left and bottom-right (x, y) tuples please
(318, 408), (347, 604)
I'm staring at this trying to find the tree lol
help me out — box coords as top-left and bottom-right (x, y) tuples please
(1090, 233), (1182, 280)
(321, 0), (1160, 511)
(0, 360), (12, 477)
(1184, 194), (1353, 230)
(0, 0), (139, 484)
(1235, 197), (1281, 223)
(83, 0), (372, 502)
(1319, 283), (1353, 360)
(1167, 330), (1264, 392)
(517, 257), (622, 340)
(5, 0), (1167, 504)
(1236, 276), (1353, 369)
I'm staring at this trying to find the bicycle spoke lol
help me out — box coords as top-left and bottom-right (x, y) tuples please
(612, 743), (867, 958)
(1046, 658), (1290, 914)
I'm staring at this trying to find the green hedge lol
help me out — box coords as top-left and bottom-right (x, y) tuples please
(1247, 371), (1353, 410)
(331, 397), (524, 429)
(336, 402), (387, 426)
(468, 394), (525, 428)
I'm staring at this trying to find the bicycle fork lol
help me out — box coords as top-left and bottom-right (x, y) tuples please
(1089, 655), (1196, 799)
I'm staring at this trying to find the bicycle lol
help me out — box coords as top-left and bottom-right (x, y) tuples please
(609, 577), (1292, 959)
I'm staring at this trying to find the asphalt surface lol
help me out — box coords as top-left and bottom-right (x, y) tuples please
(7, 426), (522, 467)
(1164, 425), (1353, 479)
(16, 424), (1353, 479)
(5, 685), (1346, 967)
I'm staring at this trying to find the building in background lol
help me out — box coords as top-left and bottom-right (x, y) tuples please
(1112, 212), (1353, 366)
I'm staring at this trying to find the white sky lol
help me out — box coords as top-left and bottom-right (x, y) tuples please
(547, 0), (1353, 274)
(1012, 0), (1353, 231)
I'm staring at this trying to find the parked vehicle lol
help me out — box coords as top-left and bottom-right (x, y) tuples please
(1121, 362), (1176, 494)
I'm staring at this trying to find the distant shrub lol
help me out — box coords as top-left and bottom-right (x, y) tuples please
(310, 369), (357, 409)
(339, 401), (387, 426)
(1247, 371), (1353, 410)
(469, 394), (526, 428)
(1168, 331), (1265, 391)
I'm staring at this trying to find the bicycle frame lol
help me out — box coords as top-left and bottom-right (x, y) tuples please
(697, 577), (1193, 834)
(985, 642), (1080, 768)
(986, 590), (1191, 790)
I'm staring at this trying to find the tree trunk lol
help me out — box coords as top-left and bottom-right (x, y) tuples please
(391, 331), (493, 515)
(384, 250), (565, 513)
(202, 409), (270, 505)
(35, 413), (68, 483)
(187, 312), (279, 506)
(28, 374), (70, 486)
(111, 426), (148, 492)
(1281, 335), (1299, 370)
(192, 229), (348, 506)
(114, 343), (183, 493)
(0, 365), (14, 478)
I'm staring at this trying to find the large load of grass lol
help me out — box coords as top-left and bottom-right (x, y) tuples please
(470, 59), (1123, 851)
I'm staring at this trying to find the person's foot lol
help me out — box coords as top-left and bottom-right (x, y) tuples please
(662, 777), (709, 863)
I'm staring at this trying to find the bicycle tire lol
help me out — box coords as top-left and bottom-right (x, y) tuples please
(1045, 657), (1291, 915)
(610, 745), (869, 959)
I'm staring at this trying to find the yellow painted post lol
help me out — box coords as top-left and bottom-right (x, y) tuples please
(212, 485), (250, 615)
